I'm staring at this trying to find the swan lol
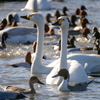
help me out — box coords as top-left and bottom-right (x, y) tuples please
(0, 91), (25, 99)
(67, 53), (100, 74)
(0, 26), (37, 44)
(1, 76), (44, 94)
(46, 16), (89, 85)
(21, 0), (51, 11)
(52, 69), (94, 91)
(20, 13), (53, 74)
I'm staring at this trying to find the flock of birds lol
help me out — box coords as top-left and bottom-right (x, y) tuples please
(1, 0), (100, 99)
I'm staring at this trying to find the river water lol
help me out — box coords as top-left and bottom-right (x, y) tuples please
(0, 0), (100, 100)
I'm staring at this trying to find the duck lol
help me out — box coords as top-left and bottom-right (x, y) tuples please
(20, 13), (53, 74)
(94, 39), (100, 54)
(82, 27), (91, 39)
(1, 76), (44, 94)
(62, 6), (69, 16)
(92, 27), (100, 40)
(46, 16), (89, 85)
(80, 5), (87, 17)
(52, 68), (94, 91)
(6, 12), (19, 26)
(54, 36), (77, 51)
(9, 52), (31, 68)
(21, 0), (51, 11)
(73, 17), (90, 31)
(0, 91), (25, 99)
(0, 32), (8, 50)
(0, 18), (7, 30)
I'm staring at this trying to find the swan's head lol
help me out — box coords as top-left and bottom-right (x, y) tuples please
(52, 69), (70, 80)
(20, 13), (44, 25)
(52, 16), (69, 29)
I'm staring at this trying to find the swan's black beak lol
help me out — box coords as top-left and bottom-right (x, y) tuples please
(20, 16), (29, 20)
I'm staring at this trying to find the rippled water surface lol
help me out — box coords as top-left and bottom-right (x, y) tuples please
(0, 0), (100, 100)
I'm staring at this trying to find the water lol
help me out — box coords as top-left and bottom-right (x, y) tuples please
(0, 0), (100, 100)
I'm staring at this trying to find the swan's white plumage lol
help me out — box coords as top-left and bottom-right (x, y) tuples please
(21, 0), (38, 12)
(20, 13), (53, 74)
(0, 27), (37, 44)
(38, 0), (51, 10)
(21, 0), (51, 11)
(67, 53), (100, 73)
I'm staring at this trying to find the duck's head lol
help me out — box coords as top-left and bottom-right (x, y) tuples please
(81, 17), (90, 28)
(29, 76), (44, 85)
(81, 5), (87, 10)
(92, 27), (98, 33)
(62, 6), (69, 15)
(20, 13), (44, 25)
(52, 69), (69, 80)
(70, 36), (77, 42)
(1, 32), (8, 41)
(52, 16), (69, 29)
(75, 8), (80, 15)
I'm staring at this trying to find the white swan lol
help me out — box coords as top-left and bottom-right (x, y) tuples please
(38, 0), (51, 10)
(67, 53), (100, 74)
(0, 27), (37, 44)
(46, 16), (89, 85)
(21, 0), (38, 12)
(21, 0), (51, 11)
(20, 13), (53, 74)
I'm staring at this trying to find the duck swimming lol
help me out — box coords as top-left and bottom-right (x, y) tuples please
(52, 68), (94, 91)
(20, 13), (53, 74)
(46, 16), (89, 85)
(1, 76), (44, 94)
(9, 52), (31, 68)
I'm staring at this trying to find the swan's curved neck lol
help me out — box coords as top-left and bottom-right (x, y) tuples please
(33, 22), (44, 66)
(60, 27), (68, 69)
